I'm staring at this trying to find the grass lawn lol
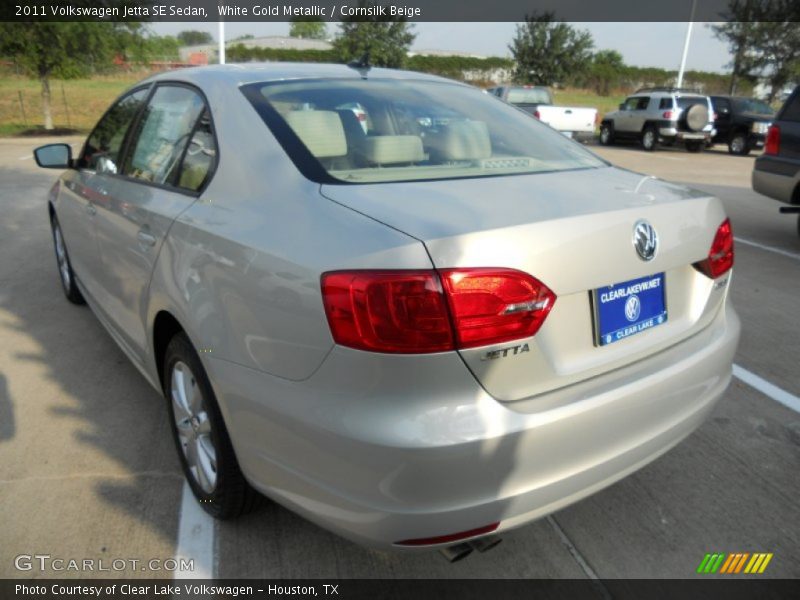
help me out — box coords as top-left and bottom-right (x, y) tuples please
(0, 73), (151, 136)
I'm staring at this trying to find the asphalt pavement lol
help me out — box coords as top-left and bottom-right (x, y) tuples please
(0, 136), (798, 580)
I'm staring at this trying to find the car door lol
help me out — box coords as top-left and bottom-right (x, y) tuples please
(90, 83), (217, 365)
(615, 97), (640, 133)
(58, 87), (149, 301)
(628, 96), (651, 133)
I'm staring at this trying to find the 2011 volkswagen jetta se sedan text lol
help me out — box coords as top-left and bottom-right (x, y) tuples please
(34, 63), (740, 552)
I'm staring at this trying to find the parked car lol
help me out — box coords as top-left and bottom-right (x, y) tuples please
(710, 95), (774, 155)
(600, 88), (716, 152)
(487, 85), (597, 141)
(34, 64), (739, 556)
(752, 86), (800, 236)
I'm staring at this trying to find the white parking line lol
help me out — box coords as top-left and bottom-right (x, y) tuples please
(735, 237), (800, 261)
(18, 155), (32, 160)
(173, 481), (215, 579)
(733, 364), (800, 414)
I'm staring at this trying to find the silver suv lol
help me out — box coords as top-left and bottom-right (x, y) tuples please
(600, 88), (716, 152)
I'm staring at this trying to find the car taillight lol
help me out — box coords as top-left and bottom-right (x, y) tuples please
(320, 269), (556, 353)
(663, 111), (673, 119)
(693, 218), (734, 279)
(764, 125), (781, 155)
(439, 268), (555, 349)
(533, 110), (541, 119)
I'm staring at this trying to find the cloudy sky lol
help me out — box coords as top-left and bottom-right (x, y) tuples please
(151, 21), (733, 72)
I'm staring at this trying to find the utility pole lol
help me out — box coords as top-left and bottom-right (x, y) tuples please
(676, 0), (697, 88)
(218, 20), (226, 64)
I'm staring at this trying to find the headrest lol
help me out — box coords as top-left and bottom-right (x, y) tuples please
(285, 111), (347, 158)
(357, 135), (424, 165)
(426, 121), (491, 161)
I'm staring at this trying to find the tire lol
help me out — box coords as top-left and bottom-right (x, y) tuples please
(50, 214), (85, 305)
(599, 123), (614, 146)
(686, 140), (704, 153)
(728, 132), (750, 155)
(164, 332), (260, 519)
(641, 125), (658, 151)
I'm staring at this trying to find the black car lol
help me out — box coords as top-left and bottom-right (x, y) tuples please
(752, 86), (800, 236)
(710, 95), (775, 155)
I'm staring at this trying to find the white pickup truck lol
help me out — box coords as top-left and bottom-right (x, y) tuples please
(487, 85), (598, 141)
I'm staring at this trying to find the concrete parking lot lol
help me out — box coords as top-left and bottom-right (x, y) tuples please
(0, 136), (798, 580)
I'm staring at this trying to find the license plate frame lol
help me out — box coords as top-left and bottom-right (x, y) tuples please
(592, 273), (668, 346)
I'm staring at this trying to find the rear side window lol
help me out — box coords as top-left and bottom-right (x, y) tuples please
(659, 98), (674, 110)
(177, 110), (217, 192)
(781, 91), (800, 122)
(80, 88), (149, 173)
(123, 85), (205, 186)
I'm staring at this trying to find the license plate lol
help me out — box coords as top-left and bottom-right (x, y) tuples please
(682, 133), (705, 140)
(593, 273), (667, 346)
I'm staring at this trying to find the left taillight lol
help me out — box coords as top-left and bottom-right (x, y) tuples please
(693, 218), (734, 279)
(321, 268), (556, 353)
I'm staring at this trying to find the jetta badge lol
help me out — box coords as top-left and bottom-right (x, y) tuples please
(633, 220), (658, 262)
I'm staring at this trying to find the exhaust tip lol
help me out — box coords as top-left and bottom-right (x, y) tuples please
(469, 535), (502, 553)
(439, 542), (474, 563)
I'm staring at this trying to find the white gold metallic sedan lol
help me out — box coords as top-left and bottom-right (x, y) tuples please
(34, 63), (740, 557)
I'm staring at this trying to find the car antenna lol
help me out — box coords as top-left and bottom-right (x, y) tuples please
(348, 52), (371, 79)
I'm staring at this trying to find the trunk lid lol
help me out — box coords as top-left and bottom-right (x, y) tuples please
(321, 166), (729, 402)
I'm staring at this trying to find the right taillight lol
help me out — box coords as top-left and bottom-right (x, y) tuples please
(320, 268), (556, 353)
(693, 218), (734, 279)
(533, 110), (541, 119)
(764, 125), (781, 155)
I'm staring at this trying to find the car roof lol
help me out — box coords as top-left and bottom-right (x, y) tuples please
(137, 62), (461, 88)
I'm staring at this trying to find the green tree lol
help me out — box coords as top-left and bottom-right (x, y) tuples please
(712, 0), (800, 99)
(509, 13), (594, 86)
(289, 18), (328, 40)
(587, 50), (626, 96)
(0, 21), (143, 130)
(177, 30), (214, 46)
(333, 2), (415, 68)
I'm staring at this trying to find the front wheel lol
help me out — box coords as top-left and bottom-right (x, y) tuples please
(599, 123), (614, 146)
(728, 132), (751, 155)
(164, 332), (260, 519)
(50, 215), (85, 305)
(641, 126), (658, 151)
(686, 140), (704, 153)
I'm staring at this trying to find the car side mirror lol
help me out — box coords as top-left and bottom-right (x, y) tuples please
(33, 143), (73, 169)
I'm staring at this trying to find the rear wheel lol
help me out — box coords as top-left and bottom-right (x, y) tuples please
(164, 332), (260, 519)
(686, 140), (704, 153)
(50, 214), (85, 305)
(599, 123), (614, 146)
(728, 132), (750, 155)
(641, 126), (658, 151)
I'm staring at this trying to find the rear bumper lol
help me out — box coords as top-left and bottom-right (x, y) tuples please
(753, 157), (799, 203)
(207, 301), (740, 550)
(658, 126), (714, 142)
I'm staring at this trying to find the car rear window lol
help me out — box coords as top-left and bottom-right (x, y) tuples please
(780, 91), (800, 122)
(677, 97), (708, 109)
(241, 78), (606, 185)
(505, 87), (551, 105)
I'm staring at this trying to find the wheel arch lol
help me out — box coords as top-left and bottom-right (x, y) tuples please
(152, 310), (187, 392)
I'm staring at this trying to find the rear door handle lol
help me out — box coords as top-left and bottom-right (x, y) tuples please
(86, 203), (96, 216)
(137, 230), (156, 248)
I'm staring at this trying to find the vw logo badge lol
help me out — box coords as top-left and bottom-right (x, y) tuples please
(624, 295), (641, 322)
(633, 220), (658, 261)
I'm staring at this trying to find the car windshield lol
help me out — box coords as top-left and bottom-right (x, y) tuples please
(732, 97), (775, 116)
(506, 87), (552, 105)
(241, 78), (605, 184)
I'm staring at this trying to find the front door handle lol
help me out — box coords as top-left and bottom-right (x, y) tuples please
(86, 203), (96, 216)
(137, 230), (156, 248)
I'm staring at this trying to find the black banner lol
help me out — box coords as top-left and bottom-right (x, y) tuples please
(1, 0), (798, 22)
(3, 579), (800, 600)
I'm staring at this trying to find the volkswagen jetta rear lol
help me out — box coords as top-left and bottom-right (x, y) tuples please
(209, 71), (739, 549)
